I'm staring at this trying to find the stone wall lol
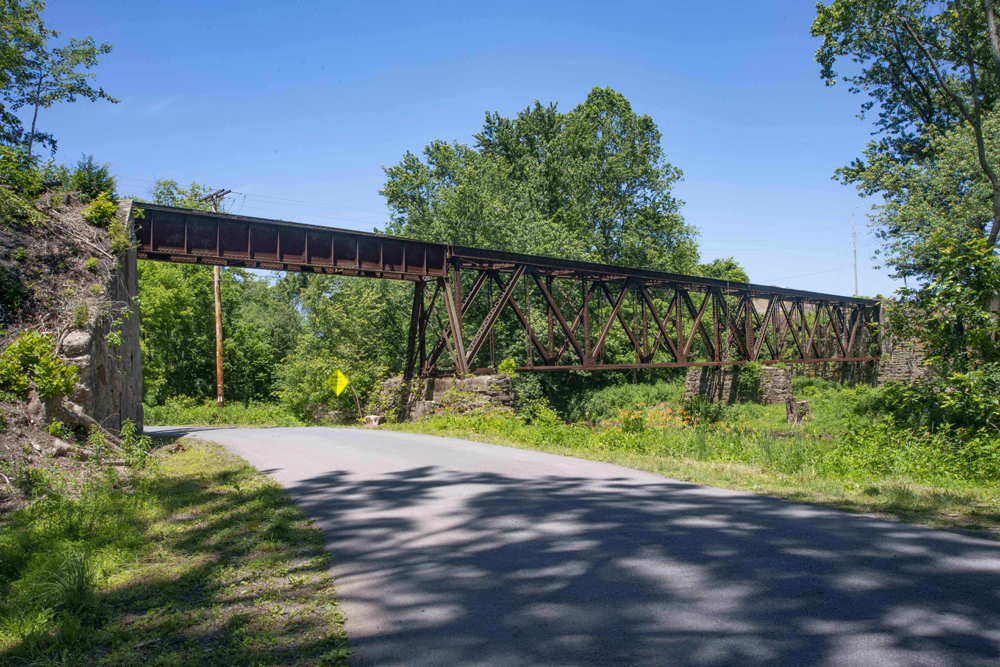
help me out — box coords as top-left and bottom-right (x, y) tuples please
(64, 248), (142, 434)
(377, 374), (515, 421)
(683, 366), (794, 405)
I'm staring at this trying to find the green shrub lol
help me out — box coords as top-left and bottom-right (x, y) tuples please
(46, 421), (74, 441)
(682, 394), (725, 425)
(84, 257), (99, 272)
(145, 396), (304, 427)
(81, 191), (117, 227)
(73, 303), (89, 329)
(0, 147), (42, 197)
(870, 365), (1000, 437)
(88, 283), (103, 296)
(568, 379), (684, 421)
(68, 155), (116, 202)
(0, 331), (79, 400)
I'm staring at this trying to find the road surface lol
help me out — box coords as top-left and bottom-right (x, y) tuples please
(147, 426), (1000, 667)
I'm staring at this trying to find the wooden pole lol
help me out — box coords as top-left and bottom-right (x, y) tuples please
(214, 264), (224, 409)
(199, 190), (230, 410)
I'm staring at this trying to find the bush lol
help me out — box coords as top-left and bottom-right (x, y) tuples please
(0, 147), (44, 227)
(567, 379), (684, 421)
(0, 331), (78, 400)
(144, 396), (304, 427)
(68, 155), (115, 202)
(870, 365), (1000, 437)
(0, 147), (42, 197)
(81, 191), (117, 227)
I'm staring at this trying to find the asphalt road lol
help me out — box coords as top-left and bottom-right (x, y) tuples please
(147, 426), (1000, 667)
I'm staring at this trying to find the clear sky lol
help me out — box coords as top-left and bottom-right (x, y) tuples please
(33, 0), (895, 297)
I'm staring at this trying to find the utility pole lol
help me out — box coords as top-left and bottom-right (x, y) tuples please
(199, 189), (231, 409)
(852, 213), (858, 297)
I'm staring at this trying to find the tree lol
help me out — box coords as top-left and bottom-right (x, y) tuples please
(17, 34), (117, 157)
(0, 1), (116, 157)
(381, 87), (700, 273)
(813, 0), (1000, 248)
(0, 0), (45, 147)
(147, 179), (215, 210)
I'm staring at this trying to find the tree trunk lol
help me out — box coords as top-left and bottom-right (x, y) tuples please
(25, 65), (44, 159)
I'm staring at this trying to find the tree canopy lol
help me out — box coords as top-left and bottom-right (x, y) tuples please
(0, 0), (116, 156)
(381, 87), (702, 274)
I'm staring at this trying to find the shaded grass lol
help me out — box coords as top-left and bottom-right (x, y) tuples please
(0, 439), (350, 666)
(386, 412), (1000, 539)
(145, 398), (305, 427)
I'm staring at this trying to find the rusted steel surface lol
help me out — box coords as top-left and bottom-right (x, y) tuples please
(134, 204), (448, 279)
(133, 204), (881, 376)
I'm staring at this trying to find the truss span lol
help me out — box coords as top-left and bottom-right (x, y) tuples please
(133, 204), (881, 378)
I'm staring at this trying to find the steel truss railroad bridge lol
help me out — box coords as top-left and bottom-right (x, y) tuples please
(134, 204), (881, 386)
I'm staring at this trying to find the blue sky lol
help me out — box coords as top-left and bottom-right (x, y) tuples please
(34, 0), (894, 297)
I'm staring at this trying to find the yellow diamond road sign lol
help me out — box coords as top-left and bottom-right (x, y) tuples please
(332, 370), (350, 396)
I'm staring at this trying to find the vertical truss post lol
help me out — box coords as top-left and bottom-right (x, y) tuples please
(398, 279), (425, 421)
(583, 277), (591, 364)
(547, 276), (554, 359)
(676, 289), (686, 364)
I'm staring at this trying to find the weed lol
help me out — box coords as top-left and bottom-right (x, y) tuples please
(84, 257), (99, 273)
(11, 247), (27, 262)
(88, 284), (102, 296)
(73, 303), (89, 329)
(81, 192), (117, 228)
(144, 396), (304, 427)
(46, 421), (74, 442)
(0, 331), (78, 400)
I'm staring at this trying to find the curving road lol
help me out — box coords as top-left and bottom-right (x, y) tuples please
(147, 426), (1000, 667)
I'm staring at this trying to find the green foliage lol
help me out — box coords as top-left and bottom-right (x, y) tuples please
(66, 155), (115, 201)
(0, 146), (43, 226)
(139, 263), (302, 405)
(737, 361), (764, 397)
(144, 396), (304, 427)
(870, 363), (1000, 438)
(697, 256), (750, 283)
(84, 256), (98, 272)
(565, 378), (684, 421)
(0, 0), (47, 147)
(0, 146), (40, 195)
(45, 420), (72, 441)
(382, 87), (700, 272)
(72, 302), (88, 329)
(682, 394), (725, 425)
(498, 357), (518, 377)
(146, 179), (214, 210)
(80, 190), (116, 227)
(888, 234), (1000, 370)
(278, 276), (409, 421)
(0, 330), (77, 400)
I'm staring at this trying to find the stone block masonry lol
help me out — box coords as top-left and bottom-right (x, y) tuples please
(63, 248), (143, 434)
(684, 366), (794, 406)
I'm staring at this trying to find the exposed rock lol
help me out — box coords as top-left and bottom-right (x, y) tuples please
(61, 330), (92, 357)
(364, 415), (384, 426)
(684, 366), (794, 406)
(377, 374), (516, 421)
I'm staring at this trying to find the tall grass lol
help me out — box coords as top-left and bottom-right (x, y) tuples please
(144, 396), (305, 427)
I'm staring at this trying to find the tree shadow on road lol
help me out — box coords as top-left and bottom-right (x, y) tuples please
(287, 465), (1000, 667)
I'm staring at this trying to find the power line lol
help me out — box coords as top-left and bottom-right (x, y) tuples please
(758, 264), (851, 284)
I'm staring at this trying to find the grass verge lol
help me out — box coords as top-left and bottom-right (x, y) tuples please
(385, 413), (1000, 539)
(144, 398), (305, 427)
(0, 439), (350, 666)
